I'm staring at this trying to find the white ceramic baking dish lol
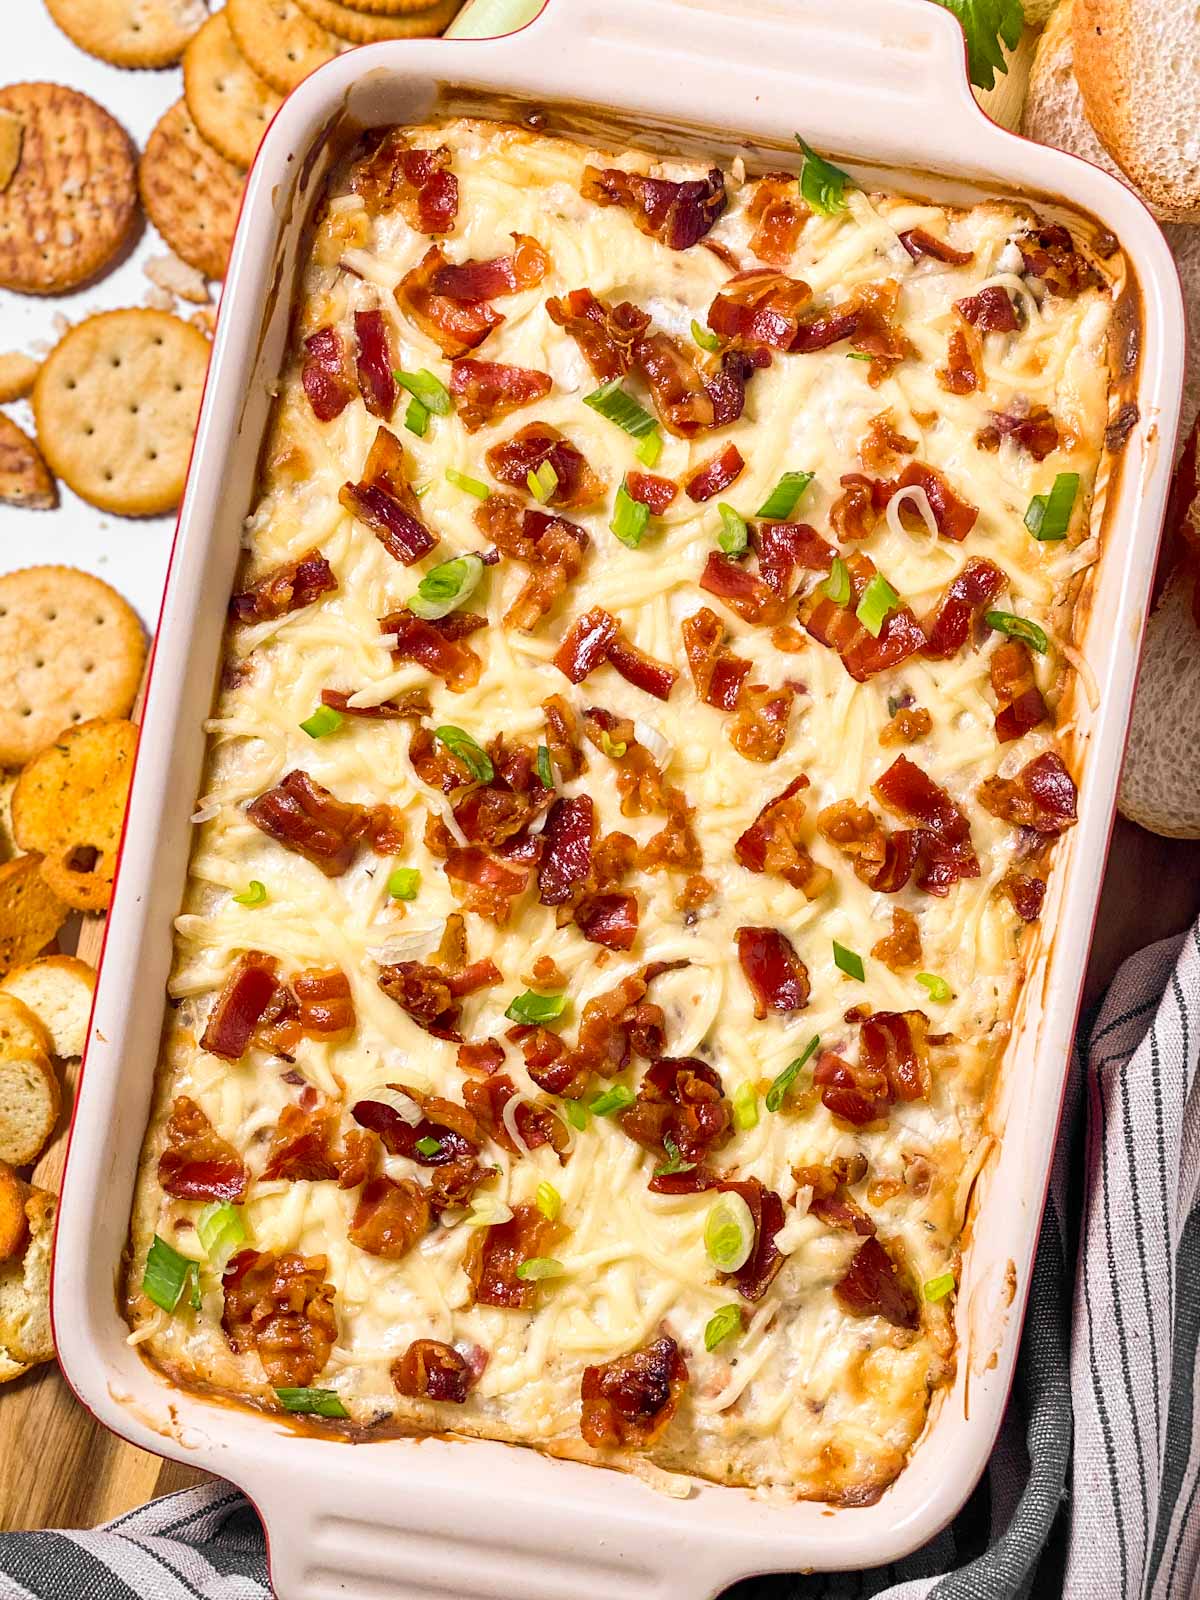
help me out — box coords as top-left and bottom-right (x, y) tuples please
(52, 1), (1184, 1595)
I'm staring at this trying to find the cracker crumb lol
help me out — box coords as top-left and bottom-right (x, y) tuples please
(144, 251), (210, 306)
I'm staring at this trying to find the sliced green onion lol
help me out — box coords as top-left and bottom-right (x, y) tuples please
(412, 482), (431, 498)
(536, 1180), (562, 1221)
(985, 610), (1048, 655)
(275, 1387), (349, 1418)
(299, 704), (343, 739)
(464, 1198), (513, 1228)
(415, 1135), (443, 1157)
(833, 940), (865, 981)
(924, 1271), (956, 1303)
(404, 396), (430, 438)
(846, 351), (872, 362)
(635, 430), (663, 468)
(732, 1081), (759, 1131)
(1024, 472), (1079, 542)
(717, 502), (748, 556)
(796, 135), (854, 215)
(756, 471), (814, 521)
(856, 574), (900, 637)
(536, 744), (554, 788)
(445, 466), (491, 500)
(766, 1035), (820, 1114)
(564, 1098), (590, 1131)
(917, 972), (953, 1003)
(611, 481), (651, 549)
(396, 368), (453, 416)
(691, 318), (721, 353)
(142, 1235), (200, 1314)
(505, 990), (568, 1026)
(583, 377), (657, 440)
(196, 1202), (246, 1269)
(388, 867), (421, 901)
(654, 1132), (696, 1177)
(516, 1256), (565, 1281)
(822, 554), (851, 606)
(527, 460), (559, 503)
(434, 724), (494, 783)
(407, 554), (484, 620)
(704, 1191), (755, 1272)
(704, 1303), (744, 1352)
(589, 1084), (634, 1117)
(598, 730), (627, 759)
(233, 880), (267, 908)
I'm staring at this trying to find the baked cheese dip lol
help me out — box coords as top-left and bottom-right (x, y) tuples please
(125, 117), (1121, 1504)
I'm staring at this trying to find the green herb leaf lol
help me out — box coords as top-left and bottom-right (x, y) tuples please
(923, 1270), (957, 1303)
(985, 610), (1048, 654)
(196, 1202), (246, 1269)
(704, 1191), (755, 1272)
(527, 460), (559, 503)
(415, 1135), (443, 1157)
(275, 1387), (350, 1418)
(717, 502), (748, 556)
(564, 1098), (590, 1131)
(407, 554), (484, 620)
(611, 481), (651, 549)
(299, 704), (343, 739)
(589, 1084), (634, 1117)
(635, 430), (663, 468)
(766, 1035), (820, 1113)
(536, 744), (554, 788)
(142, 1235), (200, 1314)
(504, 990), (569, 1026)
(516, 1256), (565, 1282)
(1024, 472), (1080, 542)
(584, 377), (658, 439)
(404, 396), (430, 438)
(704, 1303), (744, 1351)
(535, 1180), (561, 1221)
(823, 554), (851, 606)
(445, 466), (491, 500)
(756, 471), (814, 520)
(396, 368), (453, 416)
(732, 1081), (759, 1131)
(929, 0), (1022, 91)
(917, 971), (953, 1003)
(233, 880), (267, 908)
(691, 318), (721, 353)
(434, 724), (494, 782)
(796, 135), (854, 215)
(855, 573), (901, 637)
(833, 940), (865, 981)
(654, 1132), (696, 1178)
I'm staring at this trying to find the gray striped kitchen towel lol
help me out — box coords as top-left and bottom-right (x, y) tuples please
(0, 921), (1197, 1600)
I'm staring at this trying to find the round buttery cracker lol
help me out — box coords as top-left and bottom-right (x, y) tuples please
(0, 567), (146, 767)
(140, 101), (244, 282)
(0, 417), (56, 512)
(44, 0), (209, 68)
(12, 718), (138, 914)
(0, 355), (39, 404)
(183, 11), (282, 171)
(33, 309), (209, 517)
(0, 83), (137, 296)
(315, 0), (453, 14)
(294, 0), (462, 41)
(225, 0), (339, 95)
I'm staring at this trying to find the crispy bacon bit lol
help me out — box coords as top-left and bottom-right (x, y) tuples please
(747, 176), (808, 266)
(893, 461), (978, 541)
(802, 551), (925, 682)
(259, 1101), (348, 1184)
(581, 1335), (688, 1449)
(834, 1235), (919, 1329)
(543, 694), (586, 779)
(458, 1038), (506, 1076)
(795, 1156), (874, 1236)
(977, 404), (1061, 461)
(860, 412), (917, 474)
(939, 328), (979, 395)
(872, 907), (923, 972)
(377, 954), (500, 1040)
(431, 233), (549, 301)
(699, 551), (779, 626)
(827, 473), (882, 542)
(618, 1056), (732, 1168)
(634, 330), (714, 436)
(790, 306), (860, 352)
(554, 606), (618, 683)
(475, 494), (590, 630)
(1017, 223), (1099, 298)
(718, 1177), (786, 1301)
(486, 422), (604, 509)
(538, 794), (594, 906)
(392, 1339), (472, 1403)
(321, 687), (429, 721)
(685, 443), (744, 504)
(395, 245), (503, 358)
(200, 953), (280, 1061)
(581, 164), (726, 250)
(921, 557), (1006, 659)
(221, 1250), (337, 1387)
(626, 472), (677, 514)
(813, 1049), (886, 1125)
(708, 347), (770, 427)
(443, 846), (530, 924)
(682, 606), (752, 710)
(898, 227), (973, 265)
(350, 133), (458, 233)
(158, 1095), (247, 1201)
(348, 1176), (431, 1259)
(707, 269), (813, 352)
(606, 632), (678, 701)
(862, 1009), (929, 1102)
(734, 774), (831, 898)
(452, 736), (552, 847)
(465, 1202), (566, 1308)
(583, 707), (669, 814)
(735, 926), (810, 1017)
(755, 520), (834, 597)
(461, 1073), (568, 1161)
(230, 550), (336, 624)
(955, 284), (1018, 332)
(818, 800), (920, 895)
(991, 640), (1048, 743)
(873, 754), (980, 894)
(1004, 870), (1047, 921)
(352, 310), (396, 420)
(575, 891), (640, 950)
(301, 326), (353, 422)
(531, 963), (681, 1101)
(639, 789), (703, 874)
(880, 706), (932, 746)
(352, 1086), (483, 1178)
(978, 751), (1077, 834)
(449, 358), (552, 432)
(849, 280), (913, 384)
(340, 426), (437, 565)
(248, 770), (371, 877)
(383, 611), (483, 691)
(293, 968), (355, 1036)
(728, 683), (795, 763)
(544, 289), (650, 382)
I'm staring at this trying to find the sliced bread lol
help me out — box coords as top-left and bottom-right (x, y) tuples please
(0, 1186), (56, 1366)
(1, 955), (96, 1059)
(0, 992), (59, 1167)
(0, 1162), (29, 1261)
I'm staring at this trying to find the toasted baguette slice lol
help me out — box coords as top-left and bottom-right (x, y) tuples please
(0, 993), (59, 1167)
(0, 1344), (28, 1385)
(1119, 567), (1200, 838)
(0, 1162), (29, 1261)
(1021, 0), (1059, 18)
(1073, 0), (1200, 222)
(0, 1186), (56, 1366)
(1, 955), (96, 1059)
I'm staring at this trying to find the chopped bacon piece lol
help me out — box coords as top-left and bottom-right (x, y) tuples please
(639, 789), (702, 874)
(921, 557), (1006, 659)
(802, 551), (925, 682)
(200, 953), (280, 1061)
(626, 472), (677, 513)
(755, 520), (834, 597)
(747, 175), (808, 266)
(292, 968), (355, 1036)
(618, 1056), (732, 1167)
(230, 550), (336, 624)
(718, 1177), (786, 1301)
(461, 1073), (568, 1161)
(892, 461), (978, 541)
(261, 1102), (342, 1184)
(872, 907), (923, 972)
(976, 404), (1061, 461)
(339, 426), (437, 565)
(581, 164), (726, 250)
(583, 707), (669, 814)
(537, 794), (594, 906)
(814, 1048), (888, 1125)
(536, 963), (681, 1100)
(955, 284), (1018, 332)
(939, 328), (979, 396)
(728, 683), (795, 763)
(978, 750), (1077, 835)
(392, 1338), (472, 1403)
(554, 606), (618, 683)
(606, 632), (678, 701)
(581, 1335), (688, 1449)
(464, 1202), (566, 1308)
(350, 133), (458, 233)
(158, 1095), (247, 1201)
(376, 961), (459, 1039)
(795, 1157), (874, 1236)
(706, 269), (813, 352)
(452, 736), (552, 847)
(685, 443), (744, 503)
(849, 280), (913, 384)
(735, 926), (810, 1017)
(395, 245), (503, 358)
(486, 422), (604, 509)
(682, 606), (752, 710)
(382, 611), (483, 691)
(861, 1010), (929, 1102)
(347, 1176), (431, 1259)
(449, 358), (552, 432)
(352, 1085), (483, 1175)
(709, 347), (770, 427)
(880, 706), (932, 746)
(221, 1250), (338, 1387)
(991, 640), (1048, 743)
(301, 326), (353, 422)
(829, 473), (884, 541)
(1005, 870), (1047, 921)
(353, 310), (397, 420)
(860, 412), (917, 474)
(320, 687), (429, 720)
(898, 227), (973, 265)
(834, 1235), (919, 1330)
(542, 693), (586, 779)
(634, 330), (714, 437)
(475, 494), (590, 630)
(818, 800), (920, 894)
(458, 1038), (506, 1076)
(790, 306), (860, 352)
(575, 891), (640, 950)
(544, 289), (650, 382)
(734, 774), (831, 897)
(443, 846), (530, 923)
(431, 233), (549, 301)
(1017, 223), (1099, 298)
(699, 551), (780, 626)
(248, 770), (371, 877)
(873, 754), (980, 894)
